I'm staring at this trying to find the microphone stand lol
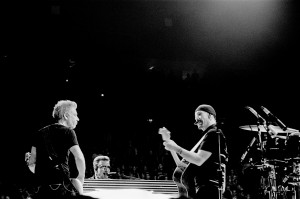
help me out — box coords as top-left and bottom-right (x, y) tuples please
(240, 137), (257, 163)
(216, 127), (224, 199)
(256, 119), (266, 163)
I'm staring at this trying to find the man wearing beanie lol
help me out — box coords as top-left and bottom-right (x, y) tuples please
(159, 104), (228, 199)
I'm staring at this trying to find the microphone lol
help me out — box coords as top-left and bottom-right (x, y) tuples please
(107, 172), (117, 176)
(245, 106), (266, 125)
(261, 106), (287, 131)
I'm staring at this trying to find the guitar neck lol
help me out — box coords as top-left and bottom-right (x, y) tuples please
(170, 150), (188, 168)
(158, 128), (188, 168)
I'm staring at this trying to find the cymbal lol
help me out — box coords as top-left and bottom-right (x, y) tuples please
(271, 135), (287, 139)
(290, 132), (300, 136)
(239, 125), (282, 133)
(272, 127), (300, 135)
(285, 157), (300, 162)
(288, 182), (300, 186)
(239, 125), (267, 132)
(266, 159), (287, 165)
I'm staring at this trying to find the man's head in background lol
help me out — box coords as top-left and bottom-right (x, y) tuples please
(93, 155), (111, 179)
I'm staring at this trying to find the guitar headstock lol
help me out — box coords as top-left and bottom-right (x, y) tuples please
(158, 127), (171, 141)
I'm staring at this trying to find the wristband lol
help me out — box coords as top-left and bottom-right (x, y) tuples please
(177, 148), (183, 155)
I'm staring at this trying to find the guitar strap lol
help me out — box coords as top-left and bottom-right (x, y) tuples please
(191, 133), (207, 152)
(180, 130), (210, 167)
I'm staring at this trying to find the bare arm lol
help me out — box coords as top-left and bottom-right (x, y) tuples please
(158, 127), (188, 168)
(70, 145), (86, 185)
(169, 150), (188, 167)
(163, 140), (212, 166)
(177, 147), (212, 166)
(28, 146), (36, 166)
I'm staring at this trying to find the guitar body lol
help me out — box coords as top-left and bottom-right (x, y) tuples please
(173, 166), (188, 197)
(172, 161), (196, 198)
(181, 163), (196, 199)
(159, 128), (196, 198)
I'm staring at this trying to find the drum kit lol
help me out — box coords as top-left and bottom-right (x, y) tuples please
(240, 123), (300, 199)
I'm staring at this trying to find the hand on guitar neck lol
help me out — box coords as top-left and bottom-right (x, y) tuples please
(159, 127), (191, 197)
(158, 127), (187, 168)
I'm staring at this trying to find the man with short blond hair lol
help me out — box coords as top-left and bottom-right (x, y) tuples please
(28, 99), (86, 198)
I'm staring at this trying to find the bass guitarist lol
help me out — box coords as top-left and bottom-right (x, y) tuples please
(159, 104), (228, 199)
(28, 100), (86, 198)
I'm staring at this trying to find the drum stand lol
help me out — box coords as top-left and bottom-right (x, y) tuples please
(263, 163), (278, 199)
(254, 123), (277, 199)
(284, 159), (300, 199)
(293, 185), (300, 199)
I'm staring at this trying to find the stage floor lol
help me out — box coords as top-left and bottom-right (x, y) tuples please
(83, 188), (177, 199)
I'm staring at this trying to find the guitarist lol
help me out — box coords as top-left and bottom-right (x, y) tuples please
(160, 104), (228, 199)
(28, 100), (86, 198)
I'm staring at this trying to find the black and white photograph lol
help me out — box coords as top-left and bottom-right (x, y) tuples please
(1, 0), (300, 198)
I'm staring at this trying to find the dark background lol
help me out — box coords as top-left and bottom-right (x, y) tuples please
(1, 0), (299, 184)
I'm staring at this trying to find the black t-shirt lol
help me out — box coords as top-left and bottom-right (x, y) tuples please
(188, 125), (228, 188)
(32, 123), (78, 184)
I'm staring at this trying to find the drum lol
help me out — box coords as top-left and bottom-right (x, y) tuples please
(242, 163), (278, 197)
(241, 164), (265, 196)
(286, 134), (300, 159)
(279, 158), (300, 199)
(283, 175), (300, 199)
(285, 159), (300, 176)
(293, 163), (300, 176)
(265, 136), (286, 160)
